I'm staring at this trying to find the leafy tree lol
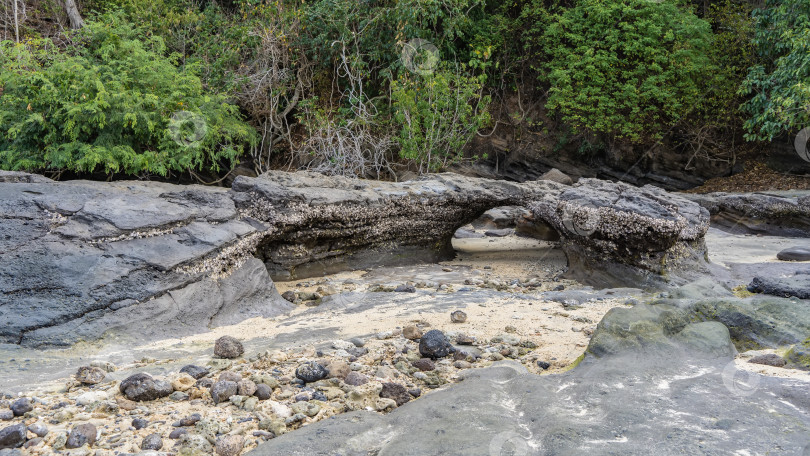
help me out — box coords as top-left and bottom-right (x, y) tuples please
(740, 0), (810, 141)
(0, 12), (255, 176)
(540, 0), (714, 144)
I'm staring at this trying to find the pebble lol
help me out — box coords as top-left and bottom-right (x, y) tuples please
(419, 330), (454, 359)
(238, 379), (257, 397)
(75, 366), (106, 385)
(450, 310), (468, 323)
(132, 418), (149, 430)
(9, 399), (31, 417)
(456, 334), (476, 345)
(216, 434), (244, 456)
(254, 384), (273, 400)
(380, 382), (410, 406)
(214, 336), (245, 359)
(411, 358), (436, 372)
(179, 365), (210, 380)
(173, 413), (201, 427)
(537, 361), (551, 370)
(349, 338), (365, 347)
(344, 372), (369, 386)
(402, 326), (423, 340)
(141, 433), (163, 451)
(169, 428), (188, 439)
(211, 381), (238, 405)
(66, 423), (97, 449)
(394, 284), (416, 292)
(27, 423), (47, 438)
(0, 411), (11, 422)
(295, 362), (328, 383)
(454, 360), (472, 369)
(0, 423), (26, 450)
(332, 340), (355, 351)
(281, 291), (297, 302)
(218, 371), (242, 383)
(119, 373), (172, 402)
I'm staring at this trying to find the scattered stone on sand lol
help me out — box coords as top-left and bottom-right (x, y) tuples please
(537, 361), (551, 370)
(180, 365), (210, 380)
(211, 381), (239, 405)
(119, 373), (173, 402)
(380, 383), (411, 407)
(27, 423), (47, 438)
(777, 246), (810, 262)
(9, 399), (30, 417)
(295, 362), (328, 383)
(141, 433), (163, 451)
(281, 291), (297, 303)
(419, 330), (454, 359)
(216, 434), (244, 456)
(214, 336), (245, 359)
(345, 372), (369, 386)
(402, 326), (423, 340)
(412, 359), (436, 372)
(0, 411), (11, 422)
(66, 423), (97, 449)
(456, 334), (476, 345)
(0, 424), (26, 450)
(75, 366), (106, 385)
(132, 418), (149, 430)
(450, 310), (468, 323)
(748, 354), (787, 367)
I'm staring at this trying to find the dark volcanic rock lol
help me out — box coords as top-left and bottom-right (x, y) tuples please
(179, 365), (210, 380)
(380, 383), (410, 407)
(119, 373), (172, 402)
(748, 275), (810, 299)
(66, 423), (97, 449)
(211, 381), (238, 405)
(281, 291), (297, 302)
(344, 372), (369, 386)
(0, 424), (26, 449)
(411, 359), (435, 372)
(75, 366), (106, 385)
(214, 336), (244, 359)
(132, 418), (148, 430)
(0, 411), (11, 421)
(748, 354), (786, 367)
(684, 191), (810, 237)
(141, 433), (163, 451)
(254, 384), (273, 400)
(419, 330), (453, 359)
(295, 362), (328, 383)
(9, 399), (31, 417)
(777, 246), (810, 261)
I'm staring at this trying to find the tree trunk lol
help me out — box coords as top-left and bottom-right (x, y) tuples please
(13, 0), (19, 42)
(62, 0), (83, 29)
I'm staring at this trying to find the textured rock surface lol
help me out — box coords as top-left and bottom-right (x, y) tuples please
(1, 170), (714, 346)
(531, 179), (711, 288)
(248, 356), (810, 455)
(684, 191), (810, 237)
(0, 172), (292, 346)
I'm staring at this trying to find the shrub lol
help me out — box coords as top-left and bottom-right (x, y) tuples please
(541, 0), (714, 144)
(740, 0), (810, 141)
(392, 65), (491, 173)
(0, 12), (255, 177)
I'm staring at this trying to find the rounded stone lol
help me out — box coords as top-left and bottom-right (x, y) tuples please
(132, 418), (148, 430)
(169, 429), (188, 439)
(777, 246), (810, 262)
(0, 411), (12, 422)
(10, 399), (31, 417)
(218, 371), (242, 383)
(210, 381), (238, 405)
(75, 366), (106, 385)
(450, 310), (468, 323)
(344, 372), (369, 386)
(380, 382), (410, 406)
(27, 423), (47, 438)
(119, 373), (173, 402)
(171, 373), (196, 392)
(295, 362), (328, 383)
(411, 358), (435, 371)
(0, 423), (26, 450)
(419, 330), (453, 359)
(214, 336), (244, 359)
(281, 291), (297, 303)
(748, 354), (786, 367)
(215, 434), (244, 456)
(237, 379), (257, 397)
(66, 423), (97, 449)
(179, 365), (210, 380)
(141, 433), (163, 451)
(402, 326), (423, 340)
(254, 383), (273, 401)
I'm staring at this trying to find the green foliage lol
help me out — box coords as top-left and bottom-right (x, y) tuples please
(392, 65), (491, 172)
(0, 13), (255, 176)
(741, 0), (810, 141)
(541, 0), (714, 143)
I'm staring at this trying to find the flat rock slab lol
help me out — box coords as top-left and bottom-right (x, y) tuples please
(248, 357), (810, 455)
(778, 246), (810, 261)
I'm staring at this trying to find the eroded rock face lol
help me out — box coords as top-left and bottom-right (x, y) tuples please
(684, 191), (810, 237)
(0, 172), (293, 347)
(531, 179), (711, 288)
(1, 170), (714, 346)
